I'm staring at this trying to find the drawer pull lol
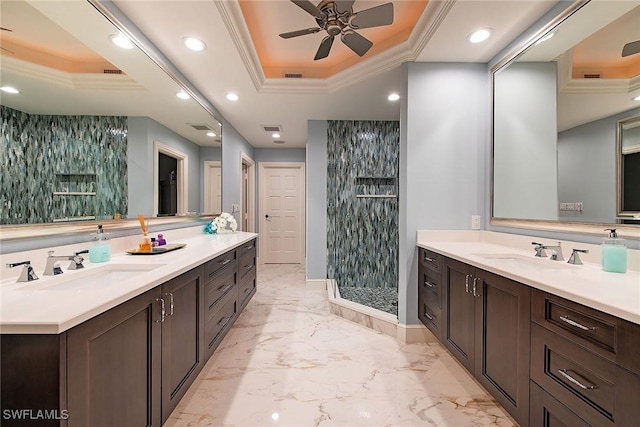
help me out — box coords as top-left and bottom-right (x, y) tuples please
(244, 245), (254, 250)
(424, 312), (434, 320)
(424, 280), (436, 288)
(424, 256), (435, 262)
(243, 287), (252, 294)
(244, 264), (254, 270)
(217, 284), (233, 294)
(219, 259), (231, 265)
(559, 315), (597, 331)
(217, 315), (232, 326)
(557, 368), (598, 390)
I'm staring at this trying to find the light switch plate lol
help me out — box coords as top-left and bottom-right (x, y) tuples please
(231, 204), (240, 213)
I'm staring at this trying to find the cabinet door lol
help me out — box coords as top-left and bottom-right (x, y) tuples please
(161, 266), (205, 423)
(474, 269), (531, 427)
(443, 258), (476, 372)
(67, 287), (162, 427)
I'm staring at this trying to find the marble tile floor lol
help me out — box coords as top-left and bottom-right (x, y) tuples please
(165, 264), (517, 427)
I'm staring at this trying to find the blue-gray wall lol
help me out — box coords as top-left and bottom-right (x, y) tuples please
(307, 121), (328, 280)
(221, 121), (254, 228)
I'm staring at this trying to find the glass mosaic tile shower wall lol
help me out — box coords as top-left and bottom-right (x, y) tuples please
(1, 106), (128, 224)
(327, 120), (400, 315)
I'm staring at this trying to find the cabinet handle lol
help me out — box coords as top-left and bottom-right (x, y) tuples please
(245, 245), (254, 250)
(217, 315), (232, 327)
(165, 292), (174, 316)
(559, 315), (597, 331)
(244, 264), (254, 270)
(472, 277), (481, 297)
(465, 275), (471, 293)
(217, 283), (232, 293)
(557, 368), (598, 390)
(424, 280), (435, 288)
(243, 287), (252, 294)
(219, 259), (231, 265)
(424, 256), (435, 262)
(155, 298), (166, 323)
(424, 312), (434, 321)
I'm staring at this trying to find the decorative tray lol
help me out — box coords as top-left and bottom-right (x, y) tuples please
(126, 243), (186, 255)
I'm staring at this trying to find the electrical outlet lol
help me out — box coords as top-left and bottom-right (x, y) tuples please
(575, 202), (583, 212)
(471, 215), (481, 230)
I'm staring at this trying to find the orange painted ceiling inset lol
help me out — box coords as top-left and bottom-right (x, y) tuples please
(239, 0), (428, 79)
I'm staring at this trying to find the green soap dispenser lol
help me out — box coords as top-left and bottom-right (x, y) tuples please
(602, 228), (627, 273)
(89, 224), (111, 263)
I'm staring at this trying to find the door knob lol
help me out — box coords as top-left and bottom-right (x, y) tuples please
(265, 214), (269, 218)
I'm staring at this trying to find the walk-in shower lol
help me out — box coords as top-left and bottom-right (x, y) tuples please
(326, 120), (399, 315)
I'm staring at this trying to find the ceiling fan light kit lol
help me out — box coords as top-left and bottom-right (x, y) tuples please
(280, 0), (394, 60)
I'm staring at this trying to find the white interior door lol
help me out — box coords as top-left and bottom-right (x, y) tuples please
(259, 162), (305, 264)
(204, 161), (222, 214)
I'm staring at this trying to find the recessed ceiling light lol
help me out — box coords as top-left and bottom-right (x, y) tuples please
(467, 28), (492, 44)
(226, 93), (239, 101)
(176, 90), (190, 100)
(272, 133), (281, 138)
(183, 37), (206, 51)
(387, 93), (400, 101)
(634, 95), (640, 101)
(110, 33), (134, 49)
(0, 86), (20, 94)
(206, 131), (217, 137)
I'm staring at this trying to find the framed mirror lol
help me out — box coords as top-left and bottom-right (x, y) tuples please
(491, 0), (640, 234)
(618, 114), (640, 219)
(0, 0), (221, 237)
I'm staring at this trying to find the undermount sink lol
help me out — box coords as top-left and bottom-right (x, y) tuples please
(16, 263), (165, 291)
(475, 253), (573, 270)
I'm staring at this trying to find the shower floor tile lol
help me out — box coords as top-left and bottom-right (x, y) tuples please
(338, 286), (398, 315)
(165, 264), (517, 427)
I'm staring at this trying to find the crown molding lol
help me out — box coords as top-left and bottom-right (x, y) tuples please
(216, 0), (455, 95)
(558, 49), (638, 94)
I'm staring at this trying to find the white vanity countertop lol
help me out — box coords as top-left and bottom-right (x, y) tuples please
(417, 231), (640, 325)
(0, 231), (257, 334)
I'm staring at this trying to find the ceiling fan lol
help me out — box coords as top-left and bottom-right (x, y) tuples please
(279, 0), (394, 60)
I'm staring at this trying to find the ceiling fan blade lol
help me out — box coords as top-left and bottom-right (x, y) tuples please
(291, 0), (325, 20)
(334, 1), (355, 14)
(1, 27), (13, 32)
(279, 27), (322, 39)
(341, 30), (373, 56)
(314, 35), (334, 60)
(622, 40), (640, 57)
(351, 3), (394, 29)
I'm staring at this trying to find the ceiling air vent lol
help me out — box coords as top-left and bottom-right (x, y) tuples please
(103, 69), (123, 74)
(284, 73), (303, 79)
(273, 140), (286, 144)
(583, 73), (601, 79)
(262, 125), (282, 132)
(188, 123), (212, 131)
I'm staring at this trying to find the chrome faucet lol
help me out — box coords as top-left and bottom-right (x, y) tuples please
(44, 250), (85, 275)
(568, 249), (589, 265)
(6, 261), (39, 282)
(531, 242), (548, 258)
(532, 241), (564, 261)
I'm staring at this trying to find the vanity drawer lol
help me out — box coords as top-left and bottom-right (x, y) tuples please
(530, 381), (591, 427)
(531, 323), (640, 427)
(237, 238), (257, 258)
(420, 269), (441, 308)
(238, 246), (256, 282)
(204, 250), (237, 281)
(238, 270), (256, 309)
(419, 248), (442, 274)
(205, 288), (237, 353)
(419, 295), (442, 339)
(532, 290), (640, 374)
(205, 265), (237, 309)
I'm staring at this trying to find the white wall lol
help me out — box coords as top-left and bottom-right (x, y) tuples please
(493, 62), (558, 221)
(401, 62), (488, 325)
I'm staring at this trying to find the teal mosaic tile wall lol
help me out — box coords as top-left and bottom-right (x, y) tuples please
(327, 120), (400, 292)
(1, 106), (128, 224)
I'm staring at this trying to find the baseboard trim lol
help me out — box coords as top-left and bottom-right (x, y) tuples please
(396, 323), (438, 344)
(306, 279), (327, 290)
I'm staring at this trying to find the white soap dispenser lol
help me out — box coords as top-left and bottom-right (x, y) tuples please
(601, 228), (627, 273)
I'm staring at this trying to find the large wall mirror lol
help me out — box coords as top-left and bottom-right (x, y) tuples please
(0, 0), (222, 235)
(492, 0), (640, 233)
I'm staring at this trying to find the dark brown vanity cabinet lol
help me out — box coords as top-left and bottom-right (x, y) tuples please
(441, 257), (531, 427)
(530, 290), (640, 427)
(237, 239), (257, 310)
(417, 248), (443, 339)
(1, 240), (257, 427)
